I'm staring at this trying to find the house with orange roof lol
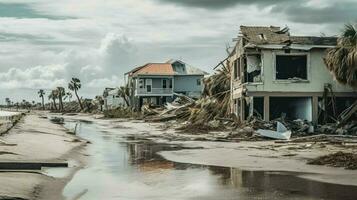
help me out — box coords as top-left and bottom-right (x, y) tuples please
(125, 59), (208, 109)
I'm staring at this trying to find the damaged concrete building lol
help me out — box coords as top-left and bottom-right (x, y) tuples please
(229, 26), (357, 124)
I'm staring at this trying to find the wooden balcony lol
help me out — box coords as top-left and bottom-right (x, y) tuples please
(135, 88), (173, 96)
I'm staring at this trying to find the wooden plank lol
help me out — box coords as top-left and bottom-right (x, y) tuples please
(0, 162), (68, 170)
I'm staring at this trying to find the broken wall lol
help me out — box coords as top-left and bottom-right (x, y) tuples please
(244, 49), (356, 93)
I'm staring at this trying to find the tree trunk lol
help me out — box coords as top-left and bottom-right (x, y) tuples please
(41, 96), (45, 110)
(75, 90), (83, 110)
(123, 96), (130, 107)
(53, 98), (58, 110)
(59, 95), (63, 111)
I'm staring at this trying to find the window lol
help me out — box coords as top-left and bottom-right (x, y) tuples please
(139, 79), (144, 88)
(197, 79), (201, 86)
(169, 79), (173, 88)
(233, 58), (240, 79)
(276, 55), (307, 80)
(246, 54), (262, 83)
(162, 79), (167, 88)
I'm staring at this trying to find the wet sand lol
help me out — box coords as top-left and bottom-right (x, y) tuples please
(63, 114), (357, 187)
(0, 112), (87, 200)
(58, 114), (357, 200)
(1, 112), (356, 199)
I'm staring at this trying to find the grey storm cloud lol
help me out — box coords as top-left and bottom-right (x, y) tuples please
(0, 3), (74, 19)
(154, 0), (288, 9)
(271, 2), (357, 24)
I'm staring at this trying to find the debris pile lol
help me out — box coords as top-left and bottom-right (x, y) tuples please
(144, 64), (235, 133)
(245, 117), (314, 137)
(308, 151), (357, 170)
(104, 107), (141, 119)
(50, 117), (64, 124)
(317, 121), (357, 135)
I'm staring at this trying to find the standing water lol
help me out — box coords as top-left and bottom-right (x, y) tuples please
(61, 120), (357, 200)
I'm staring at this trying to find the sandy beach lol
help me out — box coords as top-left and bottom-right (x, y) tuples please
(0, 112), (87, 200)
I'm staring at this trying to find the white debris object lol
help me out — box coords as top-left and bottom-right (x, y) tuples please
(257, 122), (292, 140)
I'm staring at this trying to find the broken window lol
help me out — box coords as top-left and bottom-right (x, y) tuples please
(233, 58), (240, 79)
(245, 54), (262, 83)
(276, 55), (307, 80)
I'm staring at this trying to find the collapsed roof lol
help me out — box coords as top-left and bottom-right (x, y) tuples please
(239, 26), (337, 49)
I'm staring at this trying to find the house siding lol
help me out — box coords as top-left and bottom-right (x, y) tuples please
(174, 75), (203, 93)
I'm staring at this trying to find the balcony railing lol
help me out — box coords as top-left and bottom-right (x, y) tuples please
(136, 88), (173, 95)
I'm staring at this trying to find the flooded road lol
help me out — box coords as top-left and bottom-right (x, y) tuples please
(61, 120), (357, 200)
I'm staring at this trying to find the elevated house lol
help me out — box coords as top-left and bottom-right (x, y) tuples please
(125, 59), (207, 109)
(228, 26), (356, 124)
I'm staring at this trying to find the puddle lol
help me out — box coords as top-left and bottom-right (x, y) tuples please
(62, 120), (357, 200)
(42, 167), (71, 178)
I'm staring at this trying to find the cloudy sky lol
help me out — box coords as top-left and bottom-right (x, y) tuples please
(0, 0), (356, 103)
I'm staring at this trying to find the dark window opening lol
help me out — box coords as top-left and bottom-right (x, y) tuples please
(270, 97), (312, 121)
(162, 79), (167, 88)
(253, 97), (264, 119)
(276, 55), (307, 80)
(197, 79), (201, 86)
(233, 59), (240, 79)
(169, 79), (172, 88)
(146, 85), (151, 92)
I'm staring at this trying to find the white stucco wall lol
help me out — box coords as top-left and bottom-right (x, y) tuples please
(246, 49), (355, 93)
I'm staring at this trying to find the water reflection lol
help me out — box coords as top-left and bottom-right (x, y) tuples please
(62, 120), (357, 200)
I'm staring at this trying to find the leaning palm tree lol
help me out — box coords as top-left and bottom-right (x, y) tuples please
(324, 23), (357, 124)
(68, 78), (83, 110)
(38, 89), (45, 110)
(48, 90), (58, 110)
(56, 87), (66, 111)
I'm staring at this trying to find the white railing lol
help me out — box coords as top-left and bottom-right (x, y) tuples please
(136, 88), (173, 95)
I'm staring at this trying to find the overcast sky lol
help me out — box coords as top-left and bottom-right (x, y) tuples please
(0, 0), (356, 103)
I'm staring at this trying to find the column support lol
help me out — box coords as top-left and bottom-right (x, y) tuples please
(264, 96), (270, 122)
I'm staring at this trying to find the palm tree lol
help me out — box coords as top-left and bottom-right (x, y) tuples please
(48, 90), (58, 110)
(38, 89), (45, 110)
(68, 78), (83, 110)
(57, 87), (65, 111)
(64, 92), (72, 102)
(324, 23), (357, 124)
(118, 85), (130, 107)
(5, 98), (10, 107)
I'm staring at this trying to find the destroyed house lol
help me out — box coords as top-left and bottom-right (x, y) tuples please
(125, 59), (207, 108)
(229, 26), (357, 124)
